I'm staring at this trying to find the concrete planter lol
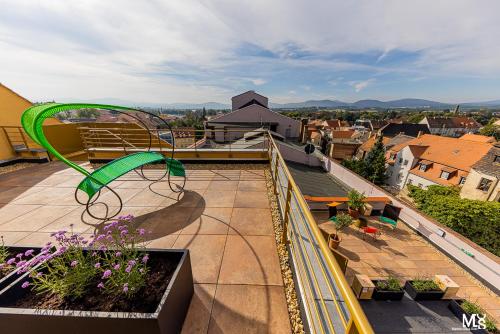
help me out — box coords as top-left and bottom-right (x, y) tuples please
(0, 249), (193, 334)
(404, 281), (444, 301)
(448, 299), (489, 334)
(371, 280), (405, 301)
(0, 247), (41, 291)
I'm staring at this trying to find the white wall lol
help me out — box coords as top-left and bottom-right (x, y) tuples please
(386, 146), (418, 189)
(277, 141), (322, 167)
(317, 153), (500, 293)
(405, 173), (438, 189)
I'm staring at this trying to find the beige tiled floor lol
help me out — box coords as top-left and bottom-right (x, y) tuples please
(0, 162), (290, 333)
(314, 211), (500, 324)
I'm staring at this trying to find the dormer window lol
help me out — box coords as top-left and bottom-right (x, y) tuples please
(419, 163), (428, 171)
(389, 153), (397, 160)
(494, 155), (500, 163)
(440, 171), (450, 180)
(477, 178), (492, 192)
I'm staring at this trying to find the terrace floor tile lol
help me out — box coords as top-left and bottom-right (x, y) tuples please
(207, 284), (291, 334)
(228, 208), (273, 236)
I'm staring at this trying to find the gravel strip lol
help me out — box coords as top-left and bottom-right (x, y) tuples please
(265, 169), (305, 334)
(0, 162), (37, 175)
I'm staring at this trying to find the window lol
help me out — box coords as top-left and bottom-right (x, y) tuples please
(390, 153), (397, 160)
(407, 179), (413, 185)
(440, 171), (450, 180)
(477, 178), (493, 192)
(418, 183), (423, 188)
(494, 155), (500, 163)
(419, 163), (428, 171)
(459, 176), (466, 185)
(403, 159), (409, 166)
(398, 158), (403, 164)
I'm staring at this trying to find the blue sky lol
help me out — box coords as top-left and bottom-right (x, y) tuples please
(1, 0), (500, 104)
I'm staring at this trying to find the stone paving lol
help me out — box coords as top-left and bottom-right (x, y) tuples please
(0, 162), (291, 334)
(314, 211), (500, 326)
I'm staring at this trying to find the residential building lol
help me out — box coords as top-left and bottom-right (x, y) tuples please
(419, 116), (481, 137)
(205, 91), (300, 142)
(356, 135), (390, 159)
(385, 134), (493, 190)
(460, 144), (500, 201)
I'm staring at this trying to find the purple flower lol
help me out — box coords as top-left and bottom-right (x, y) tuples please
(6, 258), (16, 265)
(142, 255), (149, 263)
(98, 245), (107, 251)
(113, 264), (120, 270)
(94, 263), (101, 269)
(16, 253), (24, 259)
(102, 270), (112, 279)
(21, 281), (30, 289)
(70, 260), (78, 267)
(128, 260), (136, 267)
(139, 268), (144, 273)
(125, 265), (132, 273)
(36, 272), (43, 277)
(97, 282), (104, 289)
(115, 252), (122, 257)
(16, 260), (27, 268)
(137, 228), (145, 236)
(120, 230), (128, 236)
(123, 283), (129, 293)
(96, 234), (106, 241)
(24, 249), (35, 257)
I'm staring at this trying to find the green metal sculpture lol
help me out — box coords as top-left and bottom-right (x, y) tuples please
(21, 103), (186, 220)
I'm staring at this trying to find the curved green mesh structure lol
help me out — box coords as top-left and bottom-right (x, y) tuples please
(21, 103), (185, 201)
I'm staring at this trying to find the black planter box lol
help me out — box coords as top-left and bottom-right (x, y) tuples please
(0, 247), (42, 291)
(0, 249), (193, 334)
(404, 281), (444, 301)
(371, 280), (405, 301)
(448, 299), (489, 333)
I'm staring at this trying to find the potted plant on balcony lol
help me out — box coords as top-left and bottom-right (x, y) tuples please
(0, 236), (41, 291)
(448, 299), (496, 333)
(0, 216), (193, 334)
(404, 277), (444, 301)
(328, 213), (353, 249)
(372, 276), (405, 301)
(347, 189), (366, 219)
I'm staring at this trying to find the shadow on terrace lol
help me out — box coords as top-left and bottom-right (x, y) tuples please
(0, 162), (291, 333)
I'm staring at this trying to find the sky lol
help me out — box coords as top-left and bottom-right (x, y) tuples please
(1, 0), (500, 104)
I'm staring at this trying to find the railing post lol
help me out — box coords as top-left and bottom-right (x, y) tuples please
(273, 153), (279, 196)
(282, 182), (293, 244)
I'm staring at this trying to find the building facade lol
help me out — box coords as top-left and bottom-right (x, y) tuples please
(419, 116), (481, 137)
(205, 91), (300, 142)
(460, 145), (500, 201)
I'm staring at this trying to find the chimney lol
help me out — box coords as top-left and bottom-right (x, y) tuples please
(417, 131), (423, 138)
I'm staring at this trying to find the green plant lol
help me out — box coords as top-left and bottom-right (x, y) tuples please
(0, 236), (8, 265)
(376, 276), (402, 291)
(461, 300), (497, 332)
(333, 213), (353, 238)
(410, 278), (440, 292)
(347, 189), (366, 211)
(407, 184), (500, 256)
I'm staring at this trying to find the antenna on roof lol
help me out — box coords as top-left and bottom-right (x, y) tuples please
(454, 105), (460, 114)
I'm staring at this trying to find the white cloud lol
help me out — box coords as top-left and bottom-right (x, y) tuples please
(350, 79), (376, 92)
(249, 78), (267, 85)
(0, 0), (499, 102)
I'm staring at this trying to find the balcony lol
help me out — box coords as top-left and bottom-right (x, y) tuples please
(0, 130), (372, 334)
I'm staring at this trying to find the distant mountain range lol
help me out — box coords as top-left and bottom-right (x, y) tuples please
(60, 97), (500, 110)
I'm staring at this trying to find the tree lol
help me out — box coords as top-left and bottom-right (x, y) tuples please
(408, 185), (500, 256)
(479, 118), (500, 140)
(364, 135), (387, 185)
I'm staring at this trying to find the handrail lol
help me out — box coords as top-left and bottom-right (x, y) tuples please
(267, 132), (374, 334)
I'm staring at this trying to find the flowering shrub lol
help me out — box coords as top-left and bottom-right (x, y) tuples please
(0, 236), (10, 275)
(0, 215), (150, 300)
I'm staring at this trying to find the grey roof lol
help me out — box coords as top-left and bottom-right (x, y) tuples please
(425, 116), (481, 129)
(379, 123), (430, 138)
(472, 145), (500, 178)
(285, 161), (348, 197)
(385, 134), (415, 149)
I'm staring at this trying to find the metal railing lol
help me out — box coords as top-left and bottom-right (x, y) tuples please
(1, 126), (42, 152)
(78, 127), (270, 153)
(268, 134), (373, 334)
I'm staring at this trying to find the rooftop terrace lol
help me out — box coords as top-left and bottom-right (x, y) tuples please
(0, 162), (292, 333)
